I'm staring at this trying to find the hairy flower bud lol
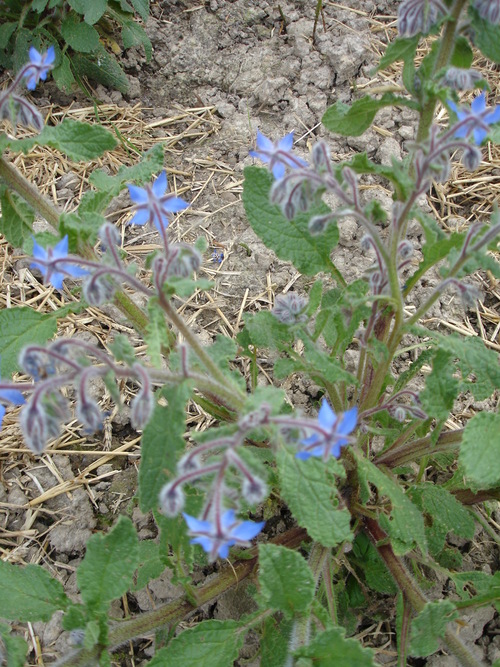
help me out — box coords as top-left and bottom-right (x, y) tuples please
(242, 476), (267, 505)
(238, 404), (271, 432)
(311, 141), (331, 173)
(272, 292), (308, 325)
(20, 402), (49, 454)
(177, 452), (202, 475)
(397, 0), (446, 38)
(462, 145), (482, 172)
(441, 67), (483, 91)
(19, 348), (55, 380)
(83, 274), (117, 306)
(130, 385), (154, 430)
(76, 398), (103, 433)
(308, 213), (336, 235)
(474, 0), (500, 24)
(398, 240), (414, 259)
(159, 482), (185, 517)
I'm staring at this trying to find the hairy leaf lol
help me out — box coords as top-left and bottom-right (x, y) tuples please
(0, 308), (57, 376)
(0, 186), (35, 247)
(459, 412), (500, 490)
(0, 560), (69, 621)
(278, 447), (353, 547)
(294, 626), (376, 666)
(410, 600), (458, 657)
(258, 543), (315, 617)
(242, 166), (339, 276)
(147, 620), (245, 667)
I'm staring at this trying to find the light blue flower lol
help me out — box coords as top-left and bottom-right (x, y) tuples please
(448, 93), (500, 145)
(127, 171), (189, 232)
(31, 235), (88, 291)
(249, 131), (307, 179)
(23, 46), (55, 91)
(183, 509), (265, 561)
(0, 361), (26, 429)
(297, 399), (358, 461)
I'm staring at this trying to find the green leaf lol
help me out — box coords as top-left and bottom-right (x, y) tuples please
(52, 53), (76, 93)
(351, 533), (397, 595)
(322, 93), (417, 137)
(378, 36), (419, 71)
(242, 166), (339, 276)
(89, 143), (164, 197)
(450, 36), (474, 69)
(459, 412), (500, 490)
(0, 22), (17, 50)
(404, 210), (465, 293)
(61, 12), (100, 52)
(260, 615), (292, 667)
(278, 447), (353, 547)
(469, 5), (500, 64)
(438, 334), (500, 401)
(357, 456), (427, 556)
(0, 308), (57, 376)
(59, 210), (106, 249)
(147, 620), (245, 667)
(409, 484), (475, 557)
(128, 0), (149, 21)
(0, 186), (35, 247)
(420, 349), (459, 421)
(7, 119), (117, 161)
(77, 516), (140, 611)
(0, 560), (69, 621)
(344, 152), (414, 200)
(132, 541), (166, 591)
(0, 623), (28, 667)
(68, 0), (107, 24)
(72, 46), (129, 93)
(108, 334), (137, 366)
(121, 17), (152, 61)
(258, 544), (315, 617)
(294, 626), (376, 666)
(410, 600), (458, 657)
(240, 311), (294, 351)
(145, 299), (171, 366)
(139, 383), (191, 512)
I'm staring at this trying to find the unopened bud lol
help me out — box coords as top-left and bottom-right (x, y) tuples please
(159, 482), (185, 517)
(83, 275), (116, 306)
(272, 292), (308, 325)
(177, 452), (201, 475)
(441, 67), (483, 91)
(130, 386), (154, 429)
(242, 476), (267, 504)
(308, 213), (335, 235)
(76, 398), (103, 433)
(462, 145), (482, 172)
(239, 404), (271, 432)
(474, 0), (500, 24)
(311, 141), (331, 173)
(20, 402), (49, 454)
(393, 406), (406, 423)
(398, 240), (414, 259)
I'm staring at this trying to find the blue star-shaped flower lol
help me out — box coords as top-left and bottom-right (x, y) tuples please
(249, 131), (307, 179)
(183, 509), (265, 561)
(127, 171), (189, 233)
(23, 46), (55, 91)
(297, 399), (358, 461)
(448, 93), (500, 145)
(31, 236), (89, 291)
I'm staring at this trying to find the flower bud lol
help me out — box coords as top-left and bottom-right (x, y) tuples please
(398, 240), (414, 259)
(238, 404), (271, 432)
(130, 386), (154, 429)
(159, 482), (185, 517)
(83, 275), (116, 306)
(177, 452), (202, 475)
(272, 292), (308, 325)
(441, 67), (483, 91)
(242, 476), (267, 505)
(76, 398), (103, 433)
(308, 213), (335, 235)
(397, 0), (445, 37)
(311, 141), (331, 173)
(20, 402), (49, 454)
(393, 406), (406, 423)
(462, 145), (482, 172)
(474, 0), (500, 24)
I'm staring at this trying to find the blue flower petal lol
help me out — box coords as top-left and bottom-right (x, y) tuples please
(53, 235), (69, 258)
(129, 209), (150, 226)
(152, 171), (167, 198)
(0, 405), (5, 429)
(128, 184), (148, 204)
(471, 93), (486, 114)
(317, 398), (337, 430)
(278, 132), (294, 151)
(163, 197), (189, 213)
(0, 389), (26, 405)
(231, 520), (265, 541)
(255, 131), (274, 152)
(183, 513), (212, 533)
(338, 406), (358, 436)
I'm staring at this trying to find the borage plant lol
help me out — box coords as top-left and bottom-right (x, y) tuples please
(1, 1), (500, 666)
